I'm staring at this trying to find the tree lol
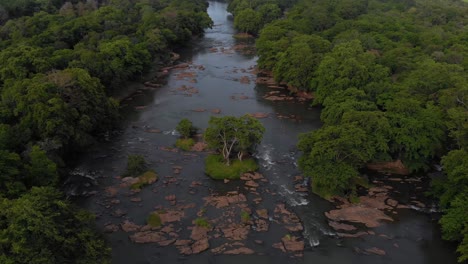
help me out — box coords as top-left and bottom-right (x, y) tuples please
(25, 145), (58, 188)
(234, 8), (261, 34)
(298, 123), (376, 197)
(0, 187), (110, 264)
(204, 115), (264, 165)
(176, 118), (196, 139)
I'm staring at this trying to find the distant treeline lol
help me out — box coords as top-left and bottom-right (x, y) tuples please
(231, 0), (467, 261)
(0, 0), (212, 263)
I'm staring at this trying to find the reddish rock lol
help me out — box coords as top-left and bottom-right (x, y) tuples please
(130, 197), (142, 202)
(255, 219), (269, 232)
(249, 112), (268, 119)
(211, 108), (221, 114)
(178, 246), (192, 255)
(386, 198), (398, 207)
(190, 226), (210, 241)
(222, 224), (250, 240)
(159, 210), (185, 224)
(224, 247), (255, 254)
(255, 240), (264, 245)
(295, 184), (308, 192)
(285, 223), (303, 232)
(121, 220), (140, 232)
(281, 236), (304, 252)
(191, 238), (210, 254)
(145, 129), (162, 133)
(130, 231), (165, 243)
(245, 180), (259, 188)
(113, 209), (127, 217)
(165, 195), (176, 202)
(337, 231), (369, 238)
(365, 247), (386, 256)
(174, 239), (192, 246)
(192, 108), (206, 112)
(104, 224), (119, 233)
(256, 209), (268, 219)
(191, 142), (208, 152)
(158, 239), (176, 246)
(325, 206), (393, 228)
(328, 221), (357, 231)
(272, 242), (286, 252)
(251, 172), (264, 180)
(105, 186), (119, 197)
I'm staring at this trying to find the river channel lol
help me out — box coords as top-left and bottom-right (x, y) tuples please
(71, 1), (459, 263)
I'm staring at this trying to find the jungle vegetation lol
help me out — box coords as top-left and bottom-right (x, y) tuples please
(229, 0), (467, 260)
(0, 0), (212, 262)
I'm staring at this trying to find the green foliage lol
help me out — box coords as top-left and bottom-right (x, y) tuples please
(194, 217), (211, 228)
(204, 115), (264, 165)
(124, 154), (147, 177)
(25, 145), (58, 187)
(0, 187), (110, 264)
(234, 8), (261, 34)
(147, 212), (162, 227)
(240, 210), (250, 222)
(130, 170), (158, 190)
(176, 118), (196, 139)
(205, 155), (258, 180)
(175, 138), (195, 151)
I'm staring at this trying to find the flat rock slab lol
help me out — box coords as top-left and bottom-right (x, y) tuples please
(325, 206), (393, 228)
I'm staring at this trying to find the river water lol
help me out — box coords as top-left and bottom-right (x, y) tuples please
(71, 1), (459, 263)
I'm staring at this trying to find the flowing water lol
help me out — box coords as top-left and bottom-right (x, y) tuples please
(71, 1), (459, 263)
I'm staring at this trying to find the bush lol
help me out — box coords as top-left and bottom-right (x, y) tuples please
(240, 210), (250, 222)
(124, 154), (146, 177)
(205, 154), (258, 180)
(176, 118), (196, 139)
(130, 170), (158, 190)
(194, 217), (211, 228)
(175, 138), (195, 151)
(147, 212), (161, 227)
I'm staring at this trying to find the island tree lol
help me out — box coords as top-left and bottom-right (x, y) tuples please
(204, 115), (265, 165)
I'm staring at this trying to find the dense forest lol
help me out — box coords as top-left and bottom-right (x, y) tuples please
(228, 0), (467, 261)
(0, 0), (212, 263)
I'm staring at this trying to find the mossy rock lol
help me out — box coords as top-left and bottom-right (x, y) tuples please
(175, 138), (195, 151)
(147, 212), (161, 227)
(205, 154), (258, 180)
(131, 170), (158, 190)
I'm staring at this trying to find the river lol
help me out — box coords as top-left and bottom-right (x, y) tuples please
(70, 1), (459, 263)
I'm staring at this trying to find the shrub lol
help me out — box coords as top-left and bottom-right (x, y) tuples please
(205, 154), (258, 180)
(147, 212), (161, 227)
(175, 138), (195, 151)
(176, 118), (196, 139)
(124, 154), (146, 177)
(240, 210), (250, 222)
(130, 170), (158, 190)
(194, 217), (211, 228)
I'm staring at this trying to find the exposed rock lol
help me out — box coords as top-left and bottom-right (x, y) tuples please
(222, 224), (250, 240)
(245, 180), (259, 188)
(178, 246), (192, 255)
(386, 198), (398, 207)
(256, 209), (268, 219)
(104, 224), (119, 233)
(211, 108), (221, 114)
(174, 239), (192, 246)
(272, 242), (286, 252)
(248, 112), (268, 119)
(145, 129), (162, 133)
(192, 108), (206, 112)
(165, 194), (176, 202)
(159, 210), (185, 224)
(130, 231), (165, 243)
(224, 247), (255, 254)
(130, 197), (142, 202)
(281, 236), (304, 252)
(191, 238), (210, 254)
(191, 142), (208, 152)
(294, 184), (308, 192)
(365, 247), (386, 256)
(121, 220), (140, 232)
(328, 221), (357, 231)
(284, 223), (303, 232)
(113, 209), (127, 217)
(325, 206), (393, 228)
(239, 76), (250, 84)
(255, 219), (269, 232)
(255, 240), (264, 245)
(190, 226), (210, 241)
